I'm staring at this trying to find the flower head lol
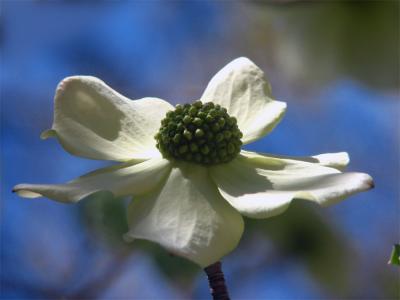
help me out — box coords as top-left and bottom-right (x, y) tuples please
(13, 58), (374, 267)
(155, 101), (243, 164)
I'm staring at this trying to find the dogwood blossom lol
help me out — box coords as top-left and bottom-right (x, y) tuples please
(13, 58), (374, 267)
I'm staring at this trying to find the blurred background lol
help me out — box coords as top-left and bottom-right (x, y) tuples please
(1, 1), (399, 299)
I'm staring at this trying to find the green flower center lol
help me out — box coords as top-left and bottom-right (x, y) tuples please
(155, 101), (243, 165)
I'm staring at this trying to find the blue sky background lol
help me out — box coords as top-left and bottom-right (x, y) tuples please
(1, 1), (399, 299)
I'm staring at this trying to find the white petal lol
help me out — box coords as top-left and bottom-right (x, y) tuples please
(124, 163), (244, 267)
(210, 152), (373, 219)
(240, 150), (350, 171)
(200, 57), (286, 144)
(13, 158), (171, 203)
(44, 76), (174, 161)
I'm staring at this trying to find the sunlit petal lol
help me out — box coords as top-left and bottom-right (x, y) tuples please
(200, 57), (286, 144)
(44, 76), (173, 161)
(124, 163), (244, 267)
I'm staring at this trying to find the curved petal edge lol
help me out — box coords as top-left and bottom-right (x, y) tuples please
(13, 158), (172, 203)
(210, 153), (374, 219)
(240, 150), (350, 171)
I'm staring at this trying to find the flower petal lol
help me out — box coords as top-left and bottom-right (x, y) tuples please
(44, 76), (173, 161)
(200, 57), (287, 144)
(13, 158), (171, 203)
(240, 150), (350, 171)
(210, 152), (373, 219)
(124, 163), (244, 267)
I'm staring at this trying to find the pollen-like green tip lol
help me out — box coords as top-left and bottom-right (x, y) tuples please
(155, 101), (243, 165)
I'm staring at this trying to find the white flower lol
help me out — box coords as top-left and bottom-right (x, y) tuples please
(13, 57), (374, 267)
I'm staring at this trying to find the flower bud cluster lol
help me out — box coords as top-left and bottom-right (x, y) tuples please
(155, 101), (243, 165)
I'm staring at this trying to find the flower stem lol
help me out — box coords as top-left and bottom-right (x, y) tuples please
(204, 261), (230, 300)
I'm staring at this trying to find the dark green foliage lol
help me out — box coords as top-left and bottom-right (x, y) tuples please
(78, 191), (130, 247)
(246, 201), (353, 294)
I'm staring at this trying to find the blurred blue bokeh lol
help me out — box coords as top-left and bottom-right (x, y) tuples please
(1, 1), (399, 299)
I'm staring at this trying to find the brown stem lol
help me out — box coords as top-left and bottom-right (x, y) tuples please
(204, 261), (230, 300)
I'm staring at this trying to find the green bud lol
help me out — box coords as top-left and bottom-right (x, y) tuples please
(206, 114), (214, 123)
(193, 117), (203, 126)
(223, 130), (232, 139)
(183, 129), (193, 140)
(195, 128), (205, 138)
(183, 115), (192, 124)
(193, 100), (202, 108)
(175, 104), (184, 113)
(209, 109), (218, 117)
(189, 107), (198, 116)
(217, 117), (226, 127)
(173, 133), (182, 144)
(204, 102), (214, 110)
(198, 112), (207, 119)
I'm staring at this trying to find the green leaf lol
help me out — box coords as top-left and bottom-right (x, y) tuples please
(388, 244), (400, 266)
